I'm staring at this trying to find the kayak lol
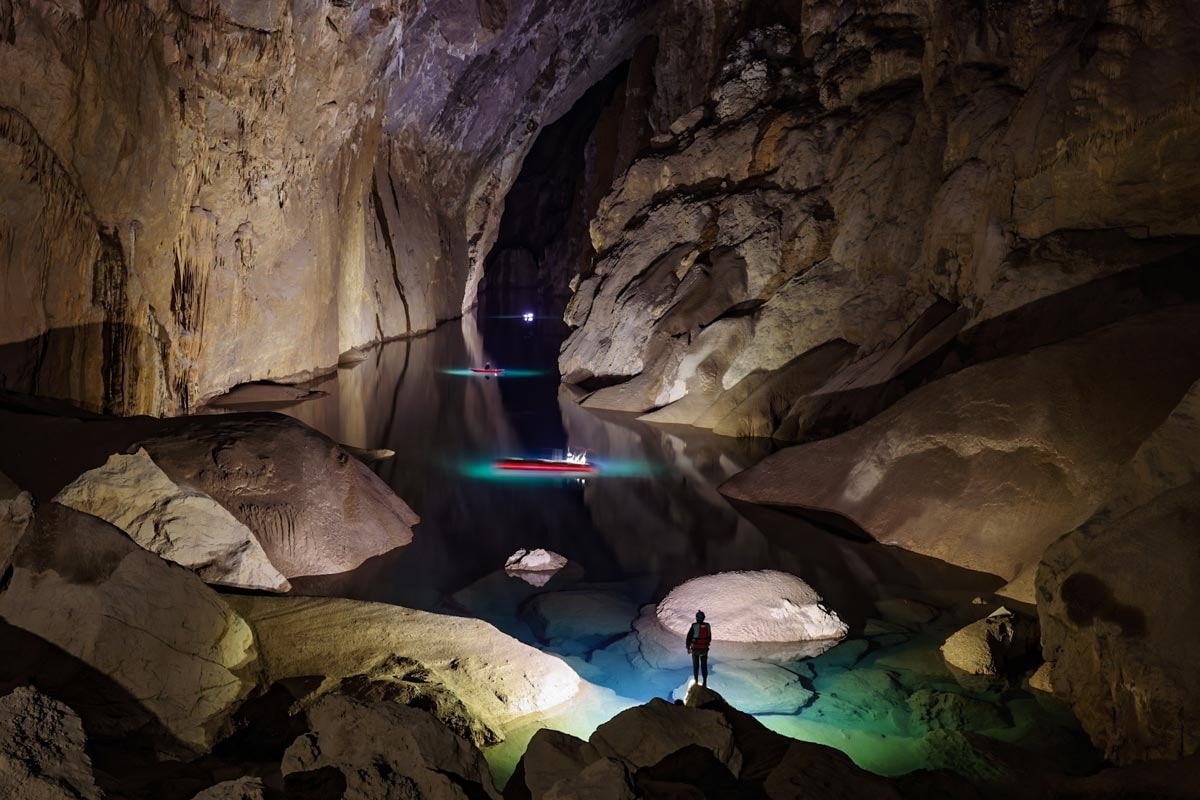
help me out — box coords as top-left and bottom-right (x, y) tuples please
(470, 367), (505, 375)
(494, 458), (597, 474)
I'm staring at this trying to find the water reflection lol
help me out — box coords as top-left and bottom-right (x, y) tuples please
(249, 313), (1097, 786)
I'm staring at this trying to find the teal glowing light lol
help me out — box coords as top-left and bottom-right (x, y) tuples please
(439, 368), (546, 378)
(458, 456), (658, 482)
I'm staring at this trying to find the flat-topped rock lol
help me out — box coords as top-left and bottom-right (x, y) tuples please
(55, 448), (289, 592)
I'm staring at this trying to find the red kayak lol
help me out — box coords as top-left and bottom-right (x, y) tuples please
(470, 367), (505, 375)
(494, 458), (597, 474)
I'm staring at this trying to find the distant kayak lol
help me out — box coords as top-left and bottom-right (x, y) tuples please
(493, 457), (597, 474)
(470, 367), (505, 375)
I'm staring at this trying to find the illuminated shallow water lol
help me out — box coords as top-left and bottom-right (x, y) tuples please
(254, 312), (1100, 787)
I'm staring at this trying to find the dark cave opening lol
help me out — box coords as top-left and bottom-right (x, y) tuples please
(478, 50), (653, 321)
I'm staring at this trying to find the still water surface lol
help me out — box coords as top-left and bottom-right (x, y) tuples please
(261, 313), (1098, 784)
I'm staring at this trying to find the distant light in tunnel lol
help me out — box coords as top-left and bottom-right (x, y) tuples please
(438, 368), (545, 378)
(523, 311), (535, 322)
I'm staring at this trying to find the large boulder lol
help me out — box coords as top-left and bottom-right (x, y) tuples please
(0, 504), (258, 753)
(226, 595), (580, 738)
(140, 414), (419, 578)
(1038, 480), (1200, 765)
(635, 570), (847, 668)
(54, 448), (289, 592)
(507, 686), (916, 799)
(0, 686), (100, 800)
(722, 307), (1200, 589)
(940, 607), (1038, 677)
(283, 694), (499, 799)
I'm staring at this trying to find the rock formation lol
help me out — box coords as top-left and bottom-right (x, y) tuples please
(940, 607), (1038, 677)
(0, 0), (653, 415)
(140, 413), (418, 577)
(505, 685), (962, 799)
(283, 694), (499, 799)
(226, 595), (582, 739)
(634, 570), (847, 668)
(1038, 480), (1200, 765)
(0, 471), (33, 573)
(0, 503), (257, 753)
(721, 306), (1200, 590)
(506, 548), (569, 586)
(559, 0), (1200, 446)
(0, 686), (101, 800)
(54, 448), (289, 592)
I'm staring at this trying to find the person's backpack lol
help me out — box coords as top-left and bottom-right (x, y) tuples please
(691, 622), (712, 651)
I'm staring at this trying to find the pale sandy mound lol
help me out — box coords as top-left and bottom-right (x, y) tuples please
(657, 570), (848, 642)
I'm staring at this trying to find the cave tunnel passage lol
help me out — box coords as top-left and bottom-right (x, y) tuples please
(479, 58), (647, 322)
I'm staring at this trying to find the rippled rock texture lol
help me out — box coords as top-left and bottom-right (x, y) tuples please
(560, 0), (1200, 440)
(0, 0), (651, 415)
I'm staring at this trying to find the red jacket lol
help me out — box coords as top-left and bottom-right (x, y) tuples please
(686, 622), (711, 652)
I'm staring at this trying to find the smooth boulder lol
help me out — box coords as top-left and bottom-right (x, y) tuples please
(54, 448), (289, 592)
(140, 414), (419, 577)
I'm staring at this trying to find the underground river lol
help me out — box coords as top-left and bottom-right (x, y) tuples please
(234, 311), (1102, 786)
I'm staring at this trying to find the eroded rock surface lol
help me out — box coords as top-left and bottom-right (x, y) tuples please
(560, 0), (1200, 444)
(283, 694), (499, 800)
(140, 414), (418, 577)
(0, 472), (33, 573)
(226, 595), (580, 738)
(0, 0), (653, 415)
(0, 686), (100, 800)
(54, 448), (289, 592)
(941, 607), (1038, 677)
(1039, 480), (1200, 765)
(0, 504), (257, 753)
(722, 307), (1200, 585)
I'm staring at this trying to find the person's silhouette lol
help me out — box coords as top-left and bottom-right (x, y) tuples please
(685, 610), (711, 686)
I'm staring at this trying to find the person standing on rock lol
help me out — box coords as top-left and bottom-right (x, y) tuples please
(686, 610), (711, 686)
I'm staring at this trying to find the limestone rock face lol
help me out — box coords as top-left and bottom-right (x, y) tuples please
(140, 414), (418, 578)
(506, 548), (569, 586)
(560, 0), (1200, 442)
(54, 448), (289, 592)
(283, 695), (499, 800)
(1038, 480), (1200, 765)
(0, 0), (653, 416)
(940, 608), (1038, 677)
(722, 307), (1200, 584)
(226, 595), (580, 737)
(0, 686), (100, 800)
(0, 504), (257, 753)
(591, 698), (743, 773)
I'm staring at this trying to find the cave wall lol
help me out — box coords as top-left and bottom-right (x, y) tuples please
(559, 0), (1200, 432)
(0, 0), (652, 415)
